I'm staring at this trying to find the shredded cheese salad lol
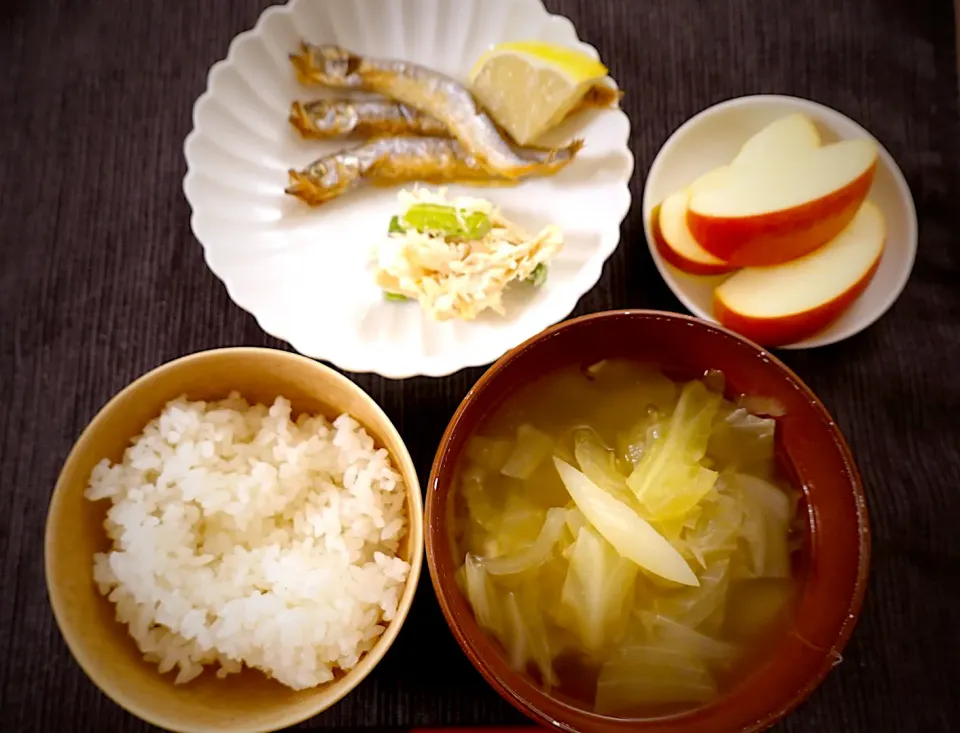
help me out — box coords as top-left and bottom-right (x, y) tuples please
(373, 188), (564, 321)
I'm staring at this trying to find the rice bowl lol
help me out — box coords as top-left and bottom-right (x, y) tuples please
(86, 393), (411, 690)
(45, 347), (424, 733)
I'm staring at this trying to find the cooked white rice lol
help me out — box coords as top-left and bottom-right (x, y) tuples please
(85, 393), (410, 690)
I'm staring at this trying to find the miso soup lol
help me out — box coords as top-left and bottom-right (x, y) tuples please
(450, 360), (804, 716)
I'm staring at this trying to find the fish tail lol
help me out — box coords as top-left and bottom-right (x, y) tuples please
(565, 138), (586, 158)
(582, 85), (624, 108)
(536, 138), (585, 163)
(487, 138), (584, 179)
(535, 138), (584, 167)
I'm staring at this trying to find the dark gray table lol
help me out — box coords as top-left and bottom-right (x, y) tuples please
(2, 0), (959, 731)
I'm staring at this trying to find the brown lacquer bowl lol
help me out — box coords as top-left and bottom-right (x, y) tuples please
(45, 348), (424, 733)
(425, 311), (870, 733)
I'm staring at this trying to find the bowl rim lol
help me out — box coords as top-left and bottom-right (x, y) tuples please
(44, 346), (425, 733)
(641, 93), (919, 350)
(425, 309), (871, 732)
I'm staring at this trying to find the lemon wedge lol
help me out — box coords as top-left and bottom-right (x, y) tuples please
(470, 40), (609, 146)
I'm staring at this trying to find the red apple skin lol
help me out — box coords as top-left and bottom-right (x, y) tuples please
(712, 254), (882, 347)
(688, 162), (877, 267)
(650, 204), (735, 276)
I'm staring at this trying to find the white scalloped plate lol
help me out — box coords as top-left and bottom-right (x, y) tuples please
(183, 0), (633, 379)
(642, 95), (917, 349)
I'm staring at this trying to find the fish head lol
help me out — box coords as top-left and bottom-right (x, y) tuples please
(286, 166), (342, 205)
(286, 150), (364, 206)
(288, 101), (318, 137)
(291, 43), (364, 88)
(290, 100), (360, 138)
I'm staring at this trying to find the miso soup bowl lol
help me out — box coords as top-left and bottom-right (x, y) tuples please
(425, 310), (870, 733)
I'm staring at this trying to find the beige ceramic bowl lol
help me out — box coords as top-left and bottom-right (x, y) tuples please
(45, 348), (424, 733)
(642, 94), (917, 349)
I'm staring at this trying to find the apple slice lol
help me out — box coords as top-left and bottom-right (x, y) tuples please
(652, 168), (735, 275)
(732, 114), (821, 168)
(688, 138), (878, 266)
(652, 116), (821, 275)
(713, 200), (885, 346)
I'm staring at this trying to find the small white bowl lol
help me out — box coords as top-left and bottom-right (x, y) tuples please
(642, 95), (917, 349)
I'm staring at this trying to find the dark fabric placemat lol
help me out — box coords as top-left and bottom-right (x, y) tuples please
(2, 0), (958, 731)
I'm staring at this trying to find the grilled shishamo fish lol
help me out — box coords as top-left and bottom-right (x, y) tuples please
(286, 136), (581, 206)
(289, 44), (583, 180)
(290, 91), (622, 141)
(289, 99), (450, 139)
(287, 137), (493, 206)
